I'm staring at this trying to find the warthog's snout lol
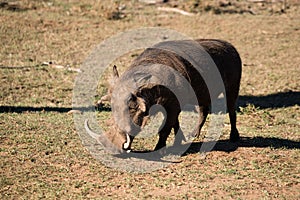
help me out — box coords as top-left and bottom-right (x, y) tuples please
(84, 119), (132, 153)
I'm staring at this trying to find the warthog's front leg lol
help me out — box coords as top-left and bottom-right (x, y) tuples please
(154, 103), (187, 151)
(193, 106), (209, 138)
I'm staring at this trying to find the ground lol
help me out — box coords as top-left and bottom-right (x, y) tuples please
(0, 0), (300, 199)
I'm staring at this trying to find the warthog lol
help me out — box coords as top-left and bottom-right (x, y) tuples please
(86, 39), (242, 153)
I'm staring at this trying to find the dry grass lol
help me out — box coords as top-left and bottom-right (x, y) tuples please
(1, 0), (299, 199)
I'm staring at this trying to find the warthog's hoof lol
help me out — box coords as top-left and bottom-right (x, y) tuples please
(229, 129), (239, 142)
(154, 141), (166, 152)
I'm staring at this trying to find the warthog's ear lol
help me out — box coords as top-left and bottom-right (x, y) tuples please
(113, 65), (119, 78)
(108, 65), (119, 91)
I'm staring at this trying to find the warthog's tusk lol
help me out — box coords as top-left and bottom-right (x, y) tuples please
(123, 133), (131, 150)
(84, 119), (99, 140)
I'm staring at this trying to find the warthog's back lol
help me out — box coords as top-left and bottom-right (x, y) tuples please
(129, 39), (242, 106)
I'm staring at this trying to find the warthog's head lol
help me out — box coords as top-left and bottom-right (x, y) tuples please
(110, 65), (151, 152)
(86, 65), (150, 153)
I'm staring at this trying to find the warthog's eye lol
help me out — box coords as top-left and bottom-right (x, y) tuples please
(127, 93), (147, 114)
(127, 93), (136, 102)
(128, 101), (138, 110)
(127, 93), (139, 110)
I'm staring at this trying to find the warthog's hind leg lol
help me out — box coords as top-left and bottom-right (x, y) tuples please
(228, 98), (239, 142)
